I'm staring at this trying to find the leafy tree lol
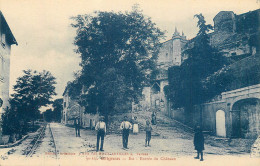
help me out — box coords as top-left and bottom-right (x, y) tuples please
(43, 109), (53, 122)
(70, 6), (164, 119)
(11, 70), (57, 124)
(52, 98), (63, 122)
(1, 107), (20, 135)
(167, 14), (227, 123)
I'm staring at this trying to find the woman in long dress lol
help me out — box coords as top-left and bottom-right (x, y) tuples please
(132, 116), (139, 134)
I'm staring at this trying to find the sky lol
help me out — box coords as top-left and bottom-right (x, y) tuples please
(0, 0), (259, 99)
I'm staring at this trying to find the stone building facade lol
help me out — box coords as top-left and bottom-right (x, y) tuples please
(62, 83), (99, 129)
(0, 11), (17, 144)
(0, 11), (17, 114)
(135, 28), (188, 113)
(167, 9), (260, 139)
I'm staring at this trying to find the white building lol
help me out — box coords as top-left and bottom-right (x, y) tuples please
(62, 83), (99, 129)
(0, 11), (17, 114)
(0, 11), (17, 144)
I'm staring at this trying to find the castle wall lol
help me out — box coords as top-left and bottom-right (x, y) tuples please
(210, 10), (259, 57)
(172, 38), (182, 65)
(157, 40), (173, 68)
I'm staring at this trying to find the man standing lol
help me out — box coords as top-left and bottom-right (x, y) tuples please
(120, 116), (132, 149)
(74, 118), (80, 137)
(95, 116), (106, 151)
(194, 125), (204, 161)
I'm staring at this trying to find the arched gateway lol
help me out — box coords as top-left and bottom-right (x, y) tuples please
(231, 98), (260, 138)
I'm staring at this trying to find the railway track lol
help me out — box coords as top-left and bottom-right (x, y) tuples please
(25, 123), (58, 159)
(48, 123), (58, 159)
(26, 123), (47, 157)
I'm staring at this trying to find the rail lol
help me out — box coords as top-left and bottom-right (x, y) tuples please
(48, 123), (58, 159)
(26, 123), (47, 157)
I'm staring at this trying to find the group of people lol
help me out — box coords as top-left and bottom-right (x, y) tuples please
(74, 114), (205, 161)
(94, 115), (153, 151)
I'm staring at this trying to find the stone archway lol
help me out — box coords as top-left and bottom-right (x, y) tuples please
(216, 110), (226, 137)
(231, 98), (260, 138)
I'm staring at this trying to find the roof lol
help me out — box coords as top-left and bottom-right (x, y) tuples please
(63, 81), (72, 96)
(0, 11), (18, 45)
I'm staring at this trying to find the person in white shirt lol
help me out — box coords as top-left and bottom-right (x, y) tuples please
(120, 116), (132, 149)
(95, 116), (106, 151)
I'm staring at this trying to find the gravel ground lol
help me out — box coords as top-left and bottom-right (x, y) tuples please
(0, 122), (259, 166)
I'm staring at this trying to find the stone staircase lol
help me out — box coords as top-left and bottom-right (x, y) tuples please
(153, 111), (194, 138)
(106, 110), (194, 138)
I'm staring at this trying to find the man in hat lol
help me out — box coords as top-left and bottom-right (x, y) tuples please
(95, 116), (106, 151)
(120, 116), (132, 149)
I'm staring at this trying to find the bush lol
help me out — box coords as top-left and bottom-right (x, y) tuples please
(1, 107), (29, 137)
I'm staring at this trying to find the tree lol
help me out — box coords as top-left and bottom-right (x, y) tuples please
(11, 70), (57, 124)
(167, 14), (227, 123)
(70, 6), (164, 119)
(1, 107), (20, 135)
(52, 98), (63, 122)
(43, 109), (53, 122)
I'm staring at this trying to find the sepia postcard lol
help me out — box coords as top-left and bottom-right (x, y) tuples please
(0, 0), (259, 165)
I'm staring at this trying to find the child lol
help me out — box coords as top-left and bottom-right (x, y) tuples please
(145, 120), (152, 147)
(132, 116), (139, 135)
(194, 125), (204, 161)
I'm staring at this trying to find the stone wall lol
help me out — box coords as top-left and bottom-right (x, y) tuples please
(245, 103), (260, 138)
(198, 101), (230, 136)
(168, 107), (185, 124)
(213, 11), (236, 33)
(157, 40), (173, 68)
(210, 9), (259, 57)
(232, 98), (260, 139)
